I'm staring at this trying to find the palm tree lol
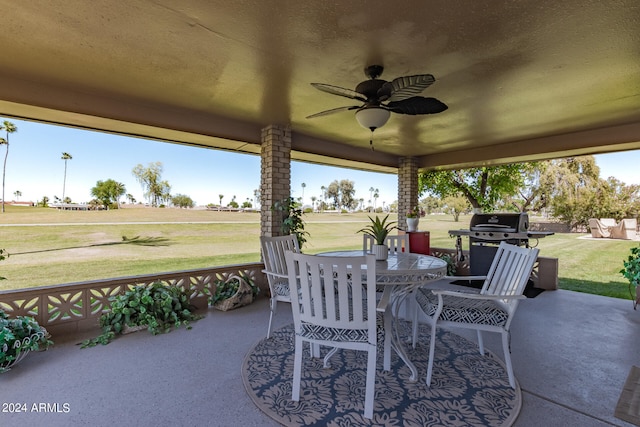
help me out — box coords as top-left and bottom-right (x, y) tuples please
(320, 186), (326, 213)
(373, 188), (380, 211)
(301, 182), (306, 204)
(369, 187), (375, 212)
(61, 152), (73, 204)
(219, 194), (224, 208)
(311, 196), (317, 212)
(13, 190), (21, 201)
(0, 120), (17, 213)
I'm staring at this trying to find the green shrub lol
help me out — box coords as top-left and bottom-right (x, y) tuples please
(1, 309), (53, 373)
(80, 282), (202, 347)
(210, 275), (259, 305)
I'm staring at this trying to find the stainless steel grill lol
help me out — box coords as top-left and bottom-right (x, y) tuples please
(450, 212), (553, 275)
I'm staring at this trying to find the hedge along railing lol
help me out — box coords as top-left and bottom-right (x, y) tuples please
(0, 262), (267, 338)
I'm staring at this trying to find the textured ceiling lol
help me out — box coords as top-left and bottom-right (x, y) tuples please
(1, 0), (640, 173)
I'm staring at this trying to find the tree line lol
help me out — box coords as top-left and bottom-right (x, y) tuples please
(419, 156), (640, 229)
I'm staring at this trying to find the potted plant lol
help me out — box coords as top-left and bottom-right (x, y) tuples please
(1, 309), (53, 373)
(358, 215), (397, 260)
(80, 282), (203, 347)
(210, 274), (260, 311)
(272, 197), (310, 249)
(620, 245), (640, 309)
(406, 206), (425, 232)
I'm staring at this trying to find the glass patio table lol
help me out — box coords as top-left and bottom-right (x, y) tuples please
(317, 250), (447, 381)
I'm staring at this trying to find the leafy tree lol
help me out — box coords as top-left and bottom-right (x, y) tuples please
(442, 195), (471, 221)
(540, 157), (601, 229)
(419, 164), (530, 212)
(91, 179), (126, 209)
(132, 162), (170, 207)
(421, 195), (441, 214)
(326, 181), (340, 209)
(339, 179), (356, 211)
(38, 196), (49, 207)
(61, 152), (72, 203)
(171, 194), (195, 208)
(0, 120), (17, 213)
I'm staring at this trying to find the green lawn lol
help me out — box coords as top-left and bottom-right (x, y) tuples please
(0, 206), (637, 302)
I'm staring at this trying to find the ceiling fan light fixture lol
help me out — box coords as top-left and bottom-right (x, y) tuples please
(355, 107), (390, 131)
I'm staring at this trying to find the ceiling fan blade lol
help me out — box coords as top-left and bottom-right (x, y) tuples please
(381, 74), (436, 102)
(386, 96), (448, 115)
(310, 83), (367, 102)
(306, 105), (360, 119)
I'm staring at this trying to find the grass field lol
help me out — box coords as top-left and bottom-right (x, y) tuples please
(0, 205), (637, 301)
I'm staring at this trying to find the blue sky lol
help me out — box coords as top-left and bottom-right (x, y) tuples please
(1, 118), (638, 207)
(0, 118), (397, 207)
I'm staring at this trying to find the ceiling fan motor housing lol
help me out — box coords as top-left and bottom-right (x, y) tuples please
(355, 79), (386, 104)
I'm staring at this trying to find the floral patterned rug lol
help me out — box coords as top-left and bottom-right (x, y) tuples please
(242, 321), (521, 426)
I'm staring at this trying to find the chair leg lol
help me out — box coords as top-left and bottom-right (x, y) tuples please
(292, 336), (303, 401)
(426, 322), (438, 387)
(266, 298), (277, 338)
(310, 343), (321, 358)
(412, 301), (419, 349)
(502, 331), (516, 388)
(323, 347), (339, 368)
(477, 330), (485, 355)
(383, 308), (392, 371)
(363, 346), (376, 419)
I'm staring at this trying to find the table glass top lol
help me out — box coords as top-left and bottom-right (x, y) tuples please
(317, 250), (447, 275)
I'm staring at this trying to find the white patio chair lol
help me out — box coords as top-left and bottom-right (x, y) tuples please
(363, 234), (410, 254)
(260, 235), (300, 338)
(412, 241), (539, 388)
(285, 251), (380, 419)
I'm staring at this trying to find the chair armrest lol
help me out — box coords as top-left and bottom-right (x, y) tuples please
(444, 275), (487, 281)
(431, 289), (526, 301)
(262, 269), (288, 280)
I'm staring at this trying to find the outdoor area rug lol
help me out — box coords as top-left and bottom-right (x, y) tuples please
(242, 321), (521, 426)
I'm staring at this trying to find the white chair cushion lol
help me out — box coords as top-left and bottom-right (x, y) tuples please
(299, 311), (384, 343)
(415, 288), (509, 327)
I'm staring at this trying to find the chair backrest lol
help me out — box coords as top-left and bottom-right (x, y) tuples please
(260, 235), (300, 276)
(285, 251), (377, 341)
(362, 234), (410, 254)
(600, 218), (617, 227)
(481, 241), (539, 300)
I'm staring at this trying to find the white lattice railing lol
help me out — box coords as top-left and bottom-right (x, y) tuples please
(0, 263), (266, 338)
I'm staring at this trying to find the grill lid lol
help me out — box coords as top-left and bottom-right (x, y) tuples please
(470, 223), (516, 232)
(469, 212), (529, 233)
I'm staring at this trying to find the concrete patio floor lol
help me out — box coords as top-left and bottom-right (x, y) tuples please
(1, 289), (638, 427)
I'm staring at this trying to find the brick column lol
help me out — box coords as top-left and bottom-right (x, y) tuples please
(397, 157), (419, 232)
(260, 125), (291, 237)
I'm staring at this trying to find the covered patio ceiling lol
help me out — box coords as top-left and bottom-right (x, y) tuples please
(1, 1), (639, 174)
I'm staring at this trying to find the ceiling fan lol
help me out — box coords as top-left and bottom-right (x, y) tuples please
(307, 65), (447, 137)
